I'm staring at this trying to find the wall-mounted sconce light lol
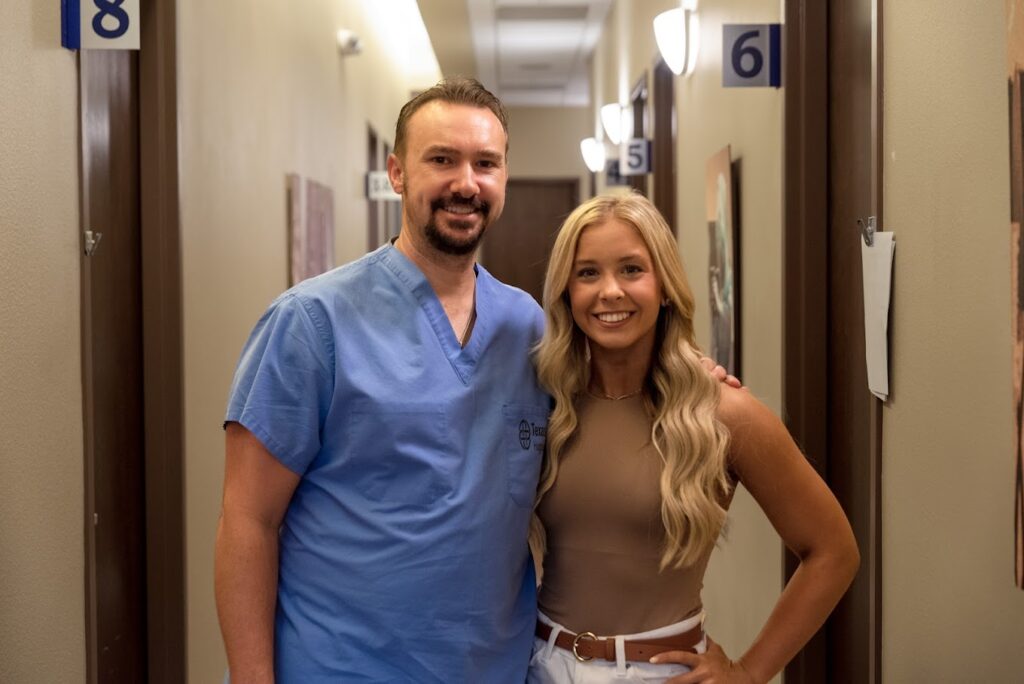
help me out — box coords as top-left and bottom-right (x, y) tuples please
(654, 1), (700, 76)
(580, 137), (606, 173)
(336, 28), (363, 56)
(600, 103), (625, 145)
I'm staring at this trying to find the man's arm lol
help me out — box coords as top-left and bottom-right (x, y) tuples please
(215, 422), (301, 683)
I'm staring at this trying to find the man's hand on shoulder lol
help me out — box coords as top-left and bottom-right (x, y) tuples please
(700, 355), (744, 390)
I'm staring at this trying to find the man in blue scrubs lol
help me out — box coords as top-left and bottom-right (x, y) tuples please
(216, 78), (549, 682)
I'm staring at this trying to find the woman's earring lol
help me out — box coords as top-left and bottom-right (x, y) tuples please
(661, 297), (670, 307)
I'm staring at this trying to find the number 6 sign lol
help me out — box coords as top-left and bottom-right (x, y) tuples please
(722, 24), (782, 88)
(62, 0), (140, 50)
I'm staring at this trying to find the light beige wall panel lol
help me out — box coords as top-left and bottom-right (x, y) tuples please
(1009, 0), (1024, 72)
(607, 0), (626, 106)
(592, 0), (783, 677)
(0, 1), (86, 682)
(673, 1), (782, 675)
(590, 39), (607, 192)
(178, 1), (440, 679)
(883, 1), (1024, 679)
(506, 106), (590, 194)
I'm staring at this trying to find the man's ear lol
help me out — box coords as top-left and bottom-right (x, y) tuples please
(386, 153), (404, 194)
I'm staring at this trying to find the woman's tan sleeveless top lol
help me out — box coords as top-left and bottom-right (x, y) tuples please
(537, 393), (715, 635)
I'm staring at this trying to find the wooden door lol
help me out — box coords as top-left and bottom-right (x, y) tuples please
(80, 49), (147, 683)
(481, 179), (579, 303)
(79, 3), (185, 679)
(652, 58), (676, 233)
(783, 0), (883, 680)
(826, 0), (884, 678)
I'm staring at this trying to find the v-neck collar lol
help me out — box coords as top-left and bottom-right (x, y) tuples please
(377, 245), (487, 385)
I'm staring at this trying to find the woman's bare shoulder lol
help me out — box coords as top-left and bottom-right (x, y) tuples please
(717, 384), (771, 432)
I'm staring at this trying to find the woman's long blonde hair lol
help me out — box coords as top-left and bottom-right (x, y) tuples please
(531, 193), (732, 570)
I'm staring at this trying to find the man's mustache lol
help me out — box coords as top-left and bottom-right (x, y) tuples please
(431, 196), (490, 218)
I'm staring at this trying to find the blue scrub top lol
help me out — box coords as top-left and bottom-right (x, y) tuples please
(226, 244), (550, 683)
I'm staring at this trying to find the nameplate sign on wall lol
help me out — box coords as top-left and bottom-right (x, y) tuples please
(619, 139), (652, 176)
(62, 0), (141, 51)
(366, 171), (401, 202)
(722, 24), (782, 88)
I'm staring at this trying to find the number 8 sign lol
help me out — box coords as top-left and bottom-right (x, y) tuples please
(722, 24), (782, 88)
(62, 0), (140, 50)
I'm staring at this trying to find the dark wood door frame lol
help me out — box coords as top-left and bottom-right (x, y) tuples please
(629, 75), (649, 196)
(782, 0), (883, 681)
(139, 0), (185, 681)
(652, 58), (676, 233)
(367, 126), (381, 251)
(80, 46), (147, 682)
(80, 0), (185, 681)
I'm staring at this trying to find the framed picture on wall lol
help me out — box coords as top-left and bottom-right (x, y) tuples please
(287, 173), (335, 286)
(705, 145), (739, 377)
(1009, 67), (1024, 589)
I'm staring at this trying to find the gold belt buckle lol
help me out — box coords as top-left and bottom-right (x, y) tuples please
(571, 631), (597, 662)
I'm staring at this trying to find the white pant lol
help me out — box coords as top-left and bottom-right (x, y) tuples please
(527, 611), (707, 683)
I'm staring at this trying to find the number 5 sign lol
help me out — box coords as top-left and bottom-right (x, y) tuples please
(722, 24), (782, 88)
(62, 0), (140, 50)
(619, 139), (652, 177)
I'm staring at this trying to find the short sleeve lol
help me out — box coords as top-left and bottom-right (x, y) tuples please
(225, 293), (335, 475)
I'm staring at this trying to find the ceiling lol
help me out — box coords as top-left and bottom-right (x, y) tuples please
(418, 0), (613, 106)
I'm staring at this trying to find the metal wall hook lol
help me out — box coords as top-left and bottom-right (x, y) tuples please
(84, 230), (103, 256)
(856, 216), (876, 247)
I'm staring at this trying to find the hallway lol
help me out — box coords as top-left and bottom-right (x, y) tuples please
(1, 1), (1021, 682)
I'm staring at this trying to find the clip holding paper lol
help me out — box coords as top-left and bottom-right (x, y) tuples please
(857, 216), (876, 247)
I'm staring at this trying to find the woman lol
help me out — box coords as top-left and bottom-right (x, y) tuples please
(528, 194), (859, 683)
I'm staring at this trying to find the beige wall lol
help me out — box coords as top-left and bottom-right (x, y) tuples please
(589, 0), (784, 674)
(506, 105), (591, 192)
(0, 2), (86, 682)
(177, 0), (441, 678)
(882, 1), (1024, 679)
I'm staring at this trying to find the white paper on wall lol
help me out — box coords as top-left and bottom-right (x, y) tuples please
(861, 231), (896, 401)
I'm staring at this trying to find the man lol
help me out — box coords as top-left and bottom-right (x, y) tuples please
(217, 78), (548, 683)
(216, 77), (737, 682)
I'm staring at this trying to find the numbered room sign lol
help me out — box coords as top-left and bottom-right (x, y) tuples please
(619, 139), (652, 177)
(722, 24), (782, 88)
(365, 171), (401, 202)
(62, 0), (141, 50)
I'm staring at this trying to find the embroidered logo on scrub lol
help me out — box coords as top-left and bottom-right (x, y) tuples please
(518, 420), (531, 449)
(518, 419), (547, 451)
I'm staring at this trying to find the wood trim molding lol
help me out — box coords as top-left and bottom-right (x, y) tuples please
(782, 0), (829, 680)
(139, 0), (186, 680)
(783, 1), (884, 680)
(867, 1), (885, 678)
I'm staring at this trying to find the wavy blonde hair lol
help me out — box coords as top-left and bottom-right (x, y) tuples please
(531, 193), (732, 570)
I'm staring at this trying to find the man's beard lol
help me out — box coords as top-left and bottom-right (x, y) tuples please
(423, 197), (492, 256)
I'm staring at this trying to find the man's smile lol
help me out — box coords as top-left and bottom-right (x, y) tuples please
(432, 197), (489, 219)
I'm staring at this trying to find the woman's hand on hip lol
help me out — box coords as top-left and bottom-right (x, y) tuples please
(652, 637), (757, 684)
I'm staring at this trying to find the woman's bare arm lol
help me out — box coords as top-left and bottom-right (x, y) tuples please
(655, 386), (859, 683)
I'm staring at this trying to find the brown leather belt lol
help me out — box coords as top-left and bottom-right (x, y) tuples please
(535, 619), (703, 663)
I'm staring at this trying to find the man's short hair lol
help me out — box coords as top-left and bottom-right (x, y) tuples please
(393, 76), (509, 158)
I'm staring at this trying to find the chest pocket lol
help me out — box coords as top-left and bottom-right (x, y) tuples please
(345, 401), (451, 505)
(502, 404), (548, 507)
